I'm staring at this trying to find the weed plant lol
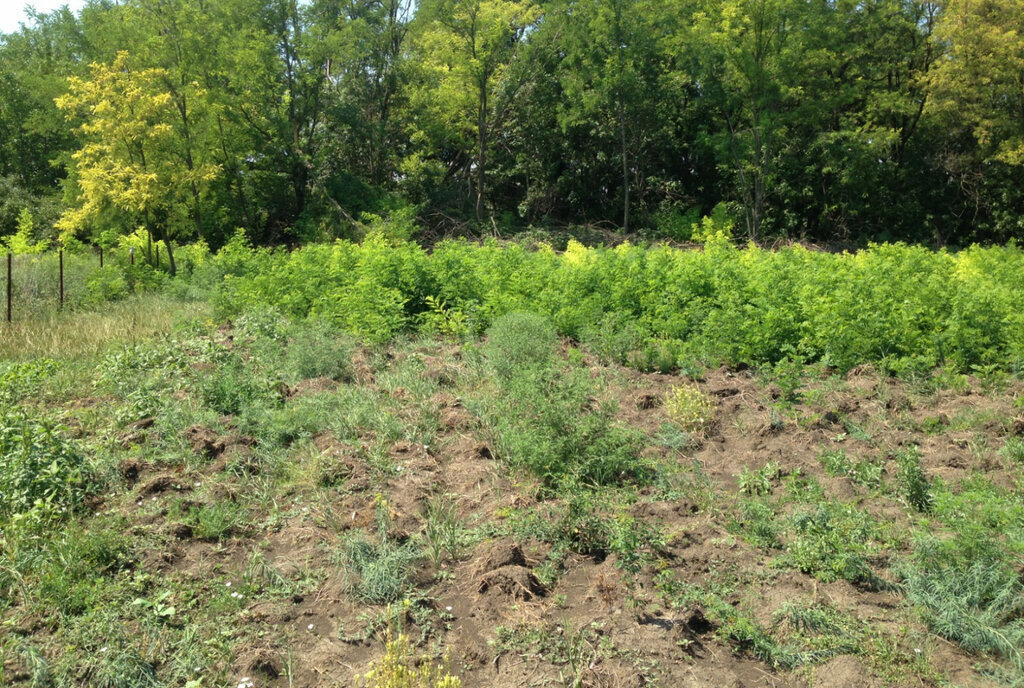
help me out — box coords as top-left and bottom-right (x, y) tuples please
(338, 500), (421, 604)
(358, 632), (461, 688)
(664, 383), (716, 434)
(894, 446), (933, 513)
(476, 312), (649, 491)
(895, 532), (1024, 677)
(212, 237), (1024, 375)
(0, 409), (92, 524)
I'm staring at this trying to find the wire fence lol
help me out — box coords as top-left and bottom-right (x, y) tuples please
(2, 246), (167, 323)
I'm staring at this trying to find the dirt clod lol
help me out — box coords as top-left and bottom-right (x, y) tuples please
(636, 392), (661, 409)
(118, 459), (146, 485)
(139, 475), (185, 496)
(185, 425), (228, 458)
(286, 376), (338, 398)
(478, 565), (545, 600)
(477, 540), (528, 573)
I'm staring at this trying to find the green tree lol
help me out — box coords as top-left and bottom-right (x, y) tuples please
(410, 0), (540, 221)
(553, 0), (675, 232)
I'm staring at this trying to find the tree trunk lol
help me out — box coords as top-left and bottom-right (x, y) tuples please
(476, 82), (487, 223)
(619, 98), (630, 233)
(154, 219), (177, 277)
(752, 123), (764, 242)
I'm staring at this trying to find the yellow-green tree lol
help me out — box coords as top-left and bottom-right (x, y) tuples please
(55, 51), (218, 274)
(929, 0), (1024, 165)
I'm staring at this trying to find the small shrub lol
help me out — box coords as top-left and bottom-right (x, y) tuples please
(339, 500), (420, 604)
(818, 448), (884, 489)
(359, 632), (461, 688)
(894, 446), (932, 513)
(783, 502), (882, 587)
(738, 462), (780, 496)
(198, 355), (275, 415)
(482, 312), (559, 380)
(0, 359), (59, 405)
(282, 320), (355, 383)
(85, 267), (130, 304)
(895, 532), (1024, 674)
(422, 494), (464, 570)
(190, 501), (248, 541)
(818, 449), (851, 476)
(0, 410), (91, 524)
(478, 320), (648, 490)
(664, 384), (716, 434)
(999, 437), (1024, 464)
(732, 498), (782, 550)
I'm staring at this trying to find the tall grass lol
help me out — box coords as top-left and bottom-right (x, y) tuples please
(0, 295), (211, 361)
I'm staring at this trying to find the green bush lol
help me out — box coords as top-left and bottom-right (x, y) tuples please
(0, 410), (91, 524)
(211, 238), (1024, 375)
(0, 359), (59, 404)
(894, 446), (933, 513)
(475, 312), (649, 490)
(783, 501), (883, 587)
(84, 266), (130, 304)
(281, 320), (355, 383)
(896, 532), (1024, 675)
(482, 311), (559, 380)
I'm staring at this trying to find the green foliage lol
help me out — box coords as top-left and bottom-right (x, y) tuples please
(481, 311), (559, 380)
(213, 239), (1024, 376)
(737, 462), (780, 497)
(339, 500), (421, 604)
(514, 494), (664, 579)
(731, 498), (782, 550)
(1000, 437), (1024, 464)
(476, 314), (648, 490)
(0, 409), (91, 525)
(655, 574), (865, 671)
(84, 267), (131, 304)
(894, 446), (933, 513)
(186, 501), (248, 541)
(3, 208), (48, 254)
(783, 501), (884, 587)
(422, 494), (465, 570)
(818, 448), (884, 489)
(0, 358), (59, 405)
(896, 532), (1024, 675)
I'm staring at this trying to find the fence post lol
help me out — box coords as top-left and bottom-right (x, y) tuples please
(59, 249), (64, 310)
(130, 246), (135, 266)
(99, 245), (104, 268)
(5, 253), (10, 324)
(156, 244), (160, 268)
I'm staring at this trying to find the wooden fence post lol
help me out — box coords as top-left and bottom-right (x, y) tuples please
(59, 249), (64, 310)
(5, 253), (11, 324)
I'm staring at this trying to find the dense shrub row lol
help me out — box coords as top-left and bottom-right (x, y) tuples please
(211, 234), (1024, 375)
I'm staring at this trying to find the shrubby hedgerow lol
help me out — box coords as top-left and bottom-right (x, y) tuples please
(210, 235), (1024, 375)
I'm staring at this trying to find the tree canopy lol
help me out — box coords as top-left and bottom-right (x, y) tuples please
(0, 0), (1021, 247)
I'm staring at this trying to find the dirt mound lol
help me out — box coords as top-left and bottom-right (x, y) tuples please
(138, 474), (188, 496)
(478, 565), (545, 600)
(185, 425), (229, 458)
(476, 540), (528, 573)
